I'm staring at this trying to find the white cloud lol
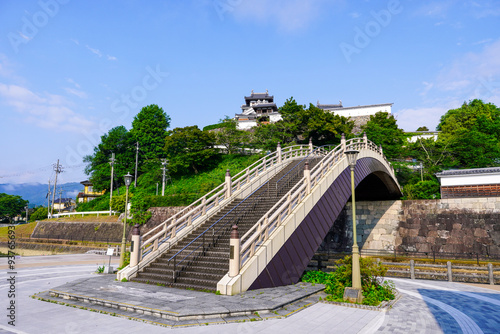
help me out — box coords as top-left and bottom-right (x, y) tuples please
(399, 39), (500, 132)
(86, 45), (102, 57)
(229, 0), (330, 31)
(64, 87), (87, 99)
(66, 78), (81, 88)
(349, 12), (361, 19)
(107, 55), (117, 61)
(415, 1), (453, 18)
(0, 83), (94, 134)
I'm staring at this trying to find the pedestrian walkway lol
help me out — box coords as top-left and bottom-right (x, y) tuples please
(2, 254), (500, 333)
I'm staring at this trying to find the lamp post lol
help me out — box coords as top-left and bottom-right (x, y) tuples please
(345, 150), (362, 292)
(120, 173), (133, 268)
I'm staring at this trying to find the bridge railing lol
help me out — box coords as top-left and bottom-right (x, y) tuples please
(239, 136), (394, 268)
(117, 143), (314, 280)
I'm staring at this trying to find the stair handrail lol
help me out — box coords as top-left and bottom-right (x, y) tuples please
(167, 146), (329, 279)
(168, 177), (273, 280)
(117, 144), (315, 279)
(275, 145), (335, 197)
(139, 144), (309, 250)
(239, 137), (396, 268)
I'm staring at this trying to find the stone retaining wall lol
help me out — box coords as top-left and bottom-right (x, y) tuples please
(320, 198), (500, 257)
(29, 207), (186, 243)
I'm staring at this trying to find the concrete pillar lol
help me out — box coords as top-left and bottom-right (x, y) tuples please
(410, 259), (415, 279)
(277, 142), (282, 164)
(304, 161), (311, 193)
(309, 138), (313, 153)
(129, 224), (141, 268)
(229, 225), (240, 277)
(447, 261), (453, 282)
(341, 133), (346, 152)
(488, 263), (494, 285)
(225, 169), (232, 199)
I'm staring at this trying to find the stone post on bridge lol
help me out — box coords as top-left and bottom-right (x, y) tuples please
(130, 224), (141, 268)
(229, 225), (240, 277)
(277, 142), (282, 164)
(341, 133), (346, 152)
(225, 169), (232, 199)
(363, 132), (368, 148)
(309, 138), (313, 153)
(304, 161), (311, 194)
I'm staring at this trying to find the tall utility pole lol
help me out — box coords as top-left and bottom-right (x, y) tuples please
(109, 153), (116, 214)
(25, 206), (29, 223)
(47, 180), (51, 218)
(134, 142), (139, 187)
(50, 160), (63, 218)
(161, 159), (167, 196)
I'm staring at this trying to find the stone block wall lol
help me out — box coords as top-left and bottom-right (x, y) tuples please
(320, 198), (500, 257)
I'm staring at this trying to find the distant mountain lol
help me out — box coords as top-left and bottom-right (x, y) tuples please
(0, 182), (84, 207)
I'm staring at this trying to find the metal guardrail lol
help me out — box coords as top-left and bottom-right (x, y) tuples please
(51, 211), (118, 218)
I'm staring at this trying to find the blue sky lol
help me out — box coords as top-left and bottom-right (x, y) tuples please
(1, 0), (500, 185)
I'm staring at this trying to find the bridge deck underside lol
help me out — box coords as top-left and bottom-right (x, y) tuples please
(249, 157), (400, 289)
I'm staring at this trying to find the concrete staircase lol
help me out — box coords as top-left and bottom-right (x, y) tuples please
(132, 158), (320, 291)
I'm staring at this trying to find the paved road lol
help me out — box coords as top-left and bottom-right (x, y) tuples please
(1, 254), (499, 333)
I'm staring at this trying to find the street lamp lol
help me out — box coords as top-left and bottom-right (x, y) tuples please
(345, 150), (362, 295)
(120, 173), (134, 268)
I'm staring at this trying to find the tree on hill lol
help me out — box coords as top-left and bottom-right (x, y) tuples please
(164, 126), (219, 175)
(130, 104), (171, 172)
(84, 125), (135, 191)
(301, 104), (354, 146)
(0, 193), (28, 223)
(254, 97), (354, 148)
(361, 112), (405, 159)
(437, 99), (500, 168)
(214, 118), (251, 154)
(416, 126), (429, 131)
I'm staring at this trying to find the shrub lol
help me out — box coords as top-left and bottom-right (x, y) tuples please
(302, 256), (395, 306)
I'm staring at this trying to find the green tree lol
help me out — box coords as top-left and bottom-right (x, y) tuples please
(214, 118), (251, 154)
(301, 104), (354, 146)
(164, 126), (219, 175)
(416, 126), (429, 131)
(30, 206), (48, 221)
(403, 180), (441, 200)
(438, 99), (500, 168)
(83, 126), (135, 191)
(361, 112), (405, 159)
(0, 193), (28, 223)
(130, 104), (171, 171)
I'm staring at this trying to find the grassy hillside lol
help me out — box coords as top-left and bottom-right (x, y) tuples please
(77, 153), (263, 210)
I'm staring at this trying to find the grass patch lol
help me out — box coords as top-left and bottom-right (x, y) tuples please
(0, 222), (38, 241)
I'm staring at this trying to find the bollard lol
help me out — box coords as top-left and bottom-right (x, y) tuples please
(410, 259), (415, 280)
(488, 263), (494, 285)
(229, 225), (240, 277)
(129, 224), (141, 267)
(447, 261), (452, 282)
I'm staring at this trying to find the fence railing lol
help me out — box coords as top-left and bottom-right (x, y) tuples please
(51, 211), (118, 218)
(23, 234), (122, 244)
(239, 136), (395, 269)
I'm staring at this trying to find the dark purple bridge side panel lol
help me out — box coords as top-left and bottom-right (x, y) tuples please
(248, 157), (391, 290)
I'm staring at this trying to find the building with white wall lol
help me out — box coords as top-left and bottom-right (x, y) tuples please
(317, 101), (393, 117)
(436, 168), (500, 198)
